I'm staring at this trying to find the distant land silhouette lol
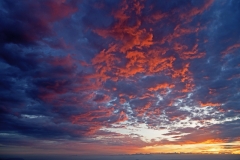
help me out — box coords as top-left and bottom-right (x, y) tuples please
(1, 154), (240, 160)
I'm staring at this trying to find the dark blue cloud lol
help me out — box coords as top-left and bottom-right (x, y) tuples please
(1, 0), (240, 155)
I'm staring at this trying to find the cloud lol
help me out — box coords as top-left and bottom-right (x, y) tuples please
(1, 0), (240, 155)
(0, 0), (77, 46)
(222, 43), (240, 55)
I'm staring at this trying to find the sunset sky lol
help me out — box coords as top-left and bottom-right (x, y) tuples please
(1, 0), (240, 157)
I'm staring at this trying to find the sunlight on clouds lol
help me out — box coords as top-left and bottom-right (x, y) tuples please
(102, 123), (171, 142)
(1, 0), (240, 156)
(142, 141), (240, 154)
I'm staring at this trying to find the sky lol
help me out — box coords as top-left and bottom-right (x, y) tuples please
(0, 0), (240, 157)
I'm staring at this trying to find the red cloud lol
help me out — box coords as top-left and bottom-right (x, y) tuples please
(222, 43), (240, 55)
(172, 63), (191, 82)
(147, 55), (175, 74)
(148, 83), (175, 91)
(133, 0), (144, 15)
(48, 54), (75, 67)
(19, 0), (78, 43)
(44, 0), (78, 22)
(71, 107), (113, 123)
(70, 108), (128, 135)
(146, 12), (167, 23)
(117, 110), (128, 122)
(92, 44), (120, 82)
(174, 43), (205, 60)
(94, 1), (153, 54)
(135, 102), (152, 116)
(179, 0), (214, 23)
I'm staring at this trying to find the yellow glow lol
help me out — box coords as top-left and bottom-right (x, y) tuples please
(140, 141), (240, 154)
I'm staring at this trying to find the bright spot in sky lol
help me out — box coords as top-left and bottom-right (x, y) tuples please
(102, 123), (168, 142)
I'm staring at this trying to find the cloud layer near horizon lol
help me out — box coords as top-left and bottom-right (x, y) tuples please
(1, 0), (240, 154)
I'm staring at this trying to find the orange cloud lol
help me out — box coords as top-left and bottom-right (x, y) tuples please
(135, 102), (152, 116)
(94, 1), (153, 54)
(174, 43), (205, 60)
(182, 83), (195, 93)
(91, 44), (121, 82)
(172, 63), (191, 82)
(202, 138), (227, 144)
(199, 102), (222, 107)
(148, 83), (175, 91)
(147, 56), (175, 74)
